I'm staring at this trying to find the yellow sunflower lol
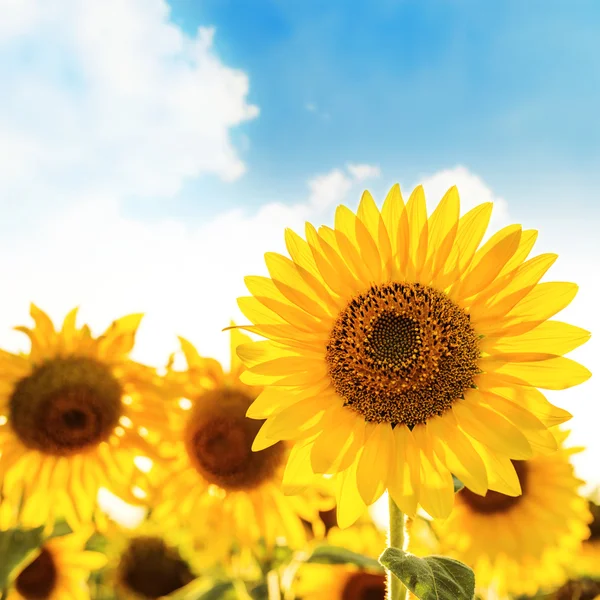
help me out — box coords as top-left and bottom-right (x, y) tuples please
(575, 501), (600, 578)
(7, 528), (107, 600)
(433, 430), (592, 597)
(291, 522), (387, 600)
(151, 330), (329, 552)
(101, 519), (202, 600)
(235, 184), (591, 525)
(0, 305), (167, 529)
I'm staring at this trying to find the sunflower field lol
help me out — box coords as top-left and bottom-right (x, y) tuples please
(0, 185), (597, 600)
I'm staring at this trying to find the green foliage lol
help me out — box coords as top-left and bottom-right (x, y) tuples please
(0, 526), (45, 589)
(380, 547), (475, 600)
(452, 475), (465, 493)
(307, 544), (383, 571)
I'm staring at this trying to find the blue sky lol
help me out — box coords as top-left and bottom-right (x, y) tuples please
(163, 0), (600, 221)
(0, 0), (598, 486)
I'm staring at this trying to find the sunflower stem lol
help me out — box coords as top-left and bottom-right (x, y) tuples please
(267, 569), (282, 600)
(387, 495), (408, 600)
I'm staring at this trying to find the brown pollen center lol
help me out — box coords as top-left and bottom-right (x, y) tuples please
(185, 388), (286, 491)
(9, 356), (123, 456)
(118, 536), (195, 599)
(15, 547), (58, 599)
(460, 460), (528, 514)
(326, 283), (480, 427)
(341, 572), (387, 600)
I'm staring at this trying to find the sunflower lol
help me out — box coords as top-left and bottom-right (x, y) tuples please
(151, 330), (329, 553)
(551, 578), (600, 600)
(433, 430), (592, 597)
(0, 305), (167, 530)
(291, 522), (387, 600)
(100, 519), (201, 600)
(575, 500), (600, 578)
(235, 184), (591, 525)
(7, 528), (107, 600)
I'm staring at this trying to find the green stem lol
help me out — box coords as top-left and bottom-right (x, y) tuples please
(388, 495), (408, 600)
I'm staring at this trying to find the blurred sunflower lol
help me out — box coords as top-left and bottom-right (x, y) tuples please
(575, 500), (600, 578)
(292, 522), (387, 600)
(235, 184), (591, 524)
(151, 330), (328, 552)
(8, 528), (107, 600)
(101, 520), (200, 600)
(434, 430), (592, 597)
(405, 515), (439, 558)
(0, 305), (167, 529)
(552, 578), (600, 600)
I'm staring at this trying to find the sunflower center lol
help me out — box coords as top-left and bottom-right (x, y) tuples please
(460, 461), (528, 514)
(184, 388), (287, 491)
(15, 547), (57, 600)
(555, 579), (600, 600)
(326, 283), (480, 426)
(9, 356), (123, 456)
(118, 536), (195, 599)
(341, 572), (386, 600)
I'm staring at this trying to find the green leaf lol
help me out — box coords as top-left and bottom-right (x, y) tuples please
(0, 526), (45, 588)
(379, 548), (475, 600)
(452, 475), (465, 493)
(195, 582), (236, 600)
(169, 579), (235, 600)
(307, 545), (383, 571)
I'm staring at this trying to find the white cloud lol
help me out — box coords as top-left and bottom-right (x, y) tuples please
(418, 165), (511, 230)
(305, 102), (317, 112)
(347, 163), (382, 182)
(0, 2), (597, 489)
(0, 0), (258, 222)
(0, 165), (371, 370)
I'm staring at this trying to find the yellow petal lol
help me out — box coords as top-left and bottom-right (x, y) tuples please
(285, 227), (320, 277)
(453, 226), (522, 301)
(454, 395), (533, 459)
(388, 425), (420, 516)
(428, 414), (488, 496)
(381, 183), (405, 250)
(423, 186), (460, 282)
(406, 185), (428, 280)
(30, 303), (56, 342)
(99, 313), (144, 357)
(356, 422), (393, 505)
(479, 390), (557, 454)
(335, 461), (366, 528)
(468, 439), (522, 496)
(438, 202), (493, 286)
(357, 192), (393, 278)
(412, 424), (454, 518)
(306, 223), (357, 297)
(498, 229), (538, 276)
(259, 395), (334, 441)
(483, 356), (591, 390)
(479, 321), (590, 357)
(469, 253), (558, 322)
(354, 210), (383, 281)
(310, 408), (365, 474)
(264, 254), (335, 318)
(282, 438), (319, 494)
(490, 384), (571, 427)
(246, 380), (330, 419)
(314, 228), (362, 293)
